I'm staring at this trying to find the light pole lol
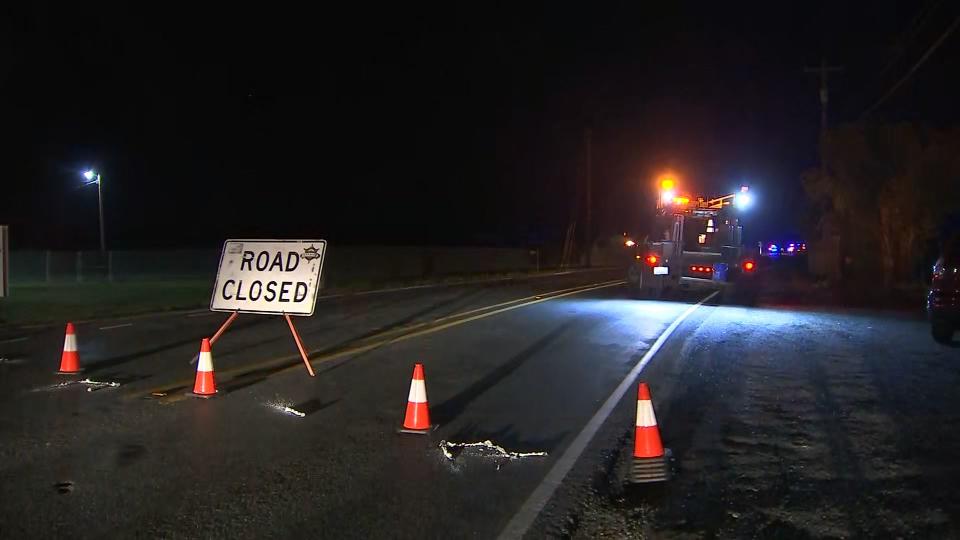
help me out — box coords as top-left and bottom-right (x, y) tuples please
(83, 170), (106, 253)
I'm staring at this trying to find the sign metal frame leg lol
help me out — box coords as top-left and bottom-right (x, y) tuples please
(210, 311), (239, 345)
(200, 311), (314, 377)
(284, 313), (315, 377)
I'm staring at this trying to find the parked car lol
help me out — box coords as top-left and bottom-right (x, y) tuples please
(928, 234), (960, 344)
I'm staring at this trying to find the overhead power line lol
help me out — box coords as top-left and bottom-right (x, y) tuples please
(862, 13), (960, 119)
(877, 0), (943, 78)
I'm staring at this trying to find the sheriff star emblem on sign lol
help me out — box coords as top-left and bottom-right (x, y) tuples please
(302, 245), (321, 261)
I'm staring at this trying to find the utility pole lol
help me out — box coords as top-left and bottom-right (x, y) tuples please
(804, 58), (843, 135)
(804, 58), (844, 280)
(584, 127), (593, 268)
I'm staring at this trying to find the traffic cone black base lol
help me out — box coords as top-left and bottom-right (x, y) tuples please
(629, 449), (671, 483)
(397, 426), (435, 435)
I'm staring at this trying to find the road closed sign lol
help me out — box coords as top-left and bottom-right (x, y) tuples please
(210, 239), (327, 316)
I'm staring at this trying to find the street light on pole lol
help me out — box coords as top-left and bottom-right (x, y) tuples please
(82, 170), (106, 253)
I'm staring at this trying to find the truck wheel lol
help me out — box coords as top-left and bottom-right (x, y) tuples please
(720, 285), (737, 304)
(932, 319), (955, 344)
(721, 284), (757, 306)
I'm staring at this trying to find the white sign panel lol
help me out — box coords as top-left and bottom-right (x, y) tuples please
(210, 239), (326, 316)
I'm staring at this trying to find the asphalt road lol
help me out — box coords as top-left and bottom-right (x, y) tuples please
(1, 268), (956, 538)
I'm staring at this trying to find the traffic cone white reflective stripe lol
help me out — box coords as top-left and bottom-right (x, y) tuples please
(408, 377), (427, 404)
(197, 345), (214, 373)
(64, 330), (77, 353)
(401, 363), (431, 433)
(190, 338), (217, 398)
(636, 397), (657, 428)
(57, 322), (82, 374)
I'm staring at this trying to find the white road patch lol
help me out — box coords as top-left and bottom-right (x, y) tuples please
(265, 400), (306, 418)
(281, 406), (306, 417)
(0, 357), (26, 365)
(79, 378), (121, 391)
(439, 440), (548, 464)
(33, 379), (120, 392)
(98, 323), (133, 330)
(33, 381), (83, 392)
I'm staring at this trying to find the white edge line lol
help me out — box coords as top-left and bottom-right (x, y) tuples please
(497, 291), (719, 540)
(99, 323), (134, 330)
(186, 312), (218, 318)
(0, 336), (29, 344)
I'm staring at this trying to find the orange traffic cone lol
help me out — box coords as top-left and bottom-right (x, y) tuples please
(57, 322), (82, 374)
(400, 363), (431, 434)
(630, 382), (670, 483)
(188, 339), (217, 398)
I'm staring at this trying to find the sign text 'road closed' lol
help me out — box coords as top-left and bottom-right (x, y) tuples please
(210, 239), (327, 316)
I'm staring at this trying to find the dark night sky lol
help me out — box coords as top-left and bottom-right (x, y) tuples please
(2, 2), (958, 250)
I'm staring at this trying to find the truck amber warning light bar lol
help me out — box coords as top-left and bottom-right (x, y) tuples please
(657, 175), (753, 211)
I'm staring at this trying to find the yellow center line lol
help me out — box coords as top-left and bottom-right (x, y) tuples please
(138, 279), (625, 403)
(343, 279), (621, 342)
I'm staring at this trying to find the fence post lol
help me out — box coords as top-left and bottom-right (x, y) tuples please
(76, 251), (83, 283)
(45, 250), (52, 283)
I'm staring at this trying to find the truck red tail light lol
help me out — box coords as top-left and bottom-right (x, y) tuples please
(743, 260), (756, 272)
(645, 254), (659, 266)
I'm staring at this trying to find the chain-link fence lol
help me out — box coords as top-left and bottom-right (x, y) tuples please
(10, 250), (220, 284)
(8, 247), (547, 288)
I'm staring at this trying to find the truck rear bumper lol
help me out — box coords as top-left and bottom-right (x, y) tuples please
(678, 276), (730, 289)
